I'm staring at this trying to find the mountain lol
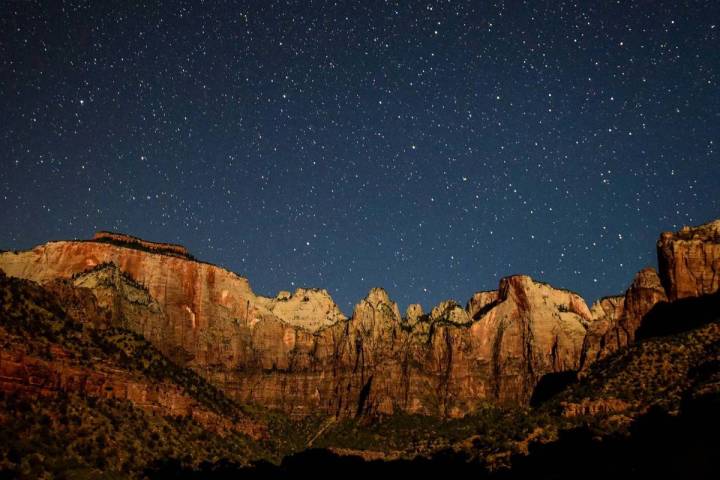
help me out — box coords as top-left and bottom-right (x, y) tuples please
(0, 219), (718, 478)
(0, 231), (592, 416)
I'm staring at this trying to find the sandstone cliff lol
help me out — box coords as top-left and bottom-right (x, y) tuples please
(580, 219), (720, 369)
(256, 288), (347, 332)
(0, 234), (592, 417)
(581, 268), (667, 367)
(3, 220), (717, 419)
(657, 219), (720, 301)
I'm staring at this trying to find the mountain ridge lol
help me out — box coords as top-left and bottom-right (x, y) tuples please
(0, 218), (719, 477)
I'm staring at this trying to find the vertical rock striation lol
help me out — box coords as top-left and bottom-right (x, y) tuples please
(657, 219), (720, 301)
(580, 268), (667, 368)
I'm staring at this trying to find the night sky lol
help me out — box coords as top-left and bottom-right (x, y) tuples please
(1, 1), (718, 313)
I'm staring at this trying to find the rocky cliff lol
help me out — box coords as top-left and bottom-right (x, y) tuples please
(657, 219), (720, 301)
(0, 234), (591, 417)
(580, 219), (720, 368)
(581, 268), (667, 367)
(1, 219), (718, 419)
(2, 220), (720, 478)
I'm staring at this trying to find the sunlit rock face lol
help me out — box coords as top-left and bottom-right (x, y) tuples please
(580, 268), (667, 368)
(3, 220), (720, 418)
(256, 288), (347, 332)
(466, 290), (499, 320)
(0, 234), (593, 417)
(580, 220), (720, 372)
(470, 275), (590, 404)
(581, 295), (626, 367)
(404, 303), (425, 326)
(657, 219), (720, 301)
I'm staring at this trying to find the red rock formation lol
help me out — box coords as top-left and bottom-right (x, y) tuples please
(466, 291), (499, 320)
(2, 219), (719, 430)
(581, 220), (720, 370)
(0, 234), (591, 417)
(657, 219), (720, 301)
(473, 276), (590, 403)
(581, 268), (667, 368)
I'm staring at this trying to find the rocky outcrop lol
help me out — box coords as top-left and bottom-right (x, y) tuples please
(404, 304), (425, 325)
(581, 295), (625, 366)
(70, 262), (169, 343)
(581, 268), (668, 368)
(238, 277), (589, 416)
(92, 231), (192, 258)
(430, 300), (471, 325)
(256, 288), (347, 332)
(466, 291), (499, 320)
(473, 276), (590, 403)
(657, 219), (720, 301)
(622, 267), (669, 333)
(581, 220), (720, 370)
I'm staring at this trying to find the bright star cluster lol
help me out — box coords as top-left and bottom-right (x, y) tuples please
(1, 1), (718, 312)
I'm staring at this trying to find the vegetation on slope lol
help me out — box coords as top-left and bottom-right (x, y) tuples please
(0, 393), (260, 479)
(0, 272), (279, 477)
(547, 292), (720, 428)
(0, 271), (239, 417)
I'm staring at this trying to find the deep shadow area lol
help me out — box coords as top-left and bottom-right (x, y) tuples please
(529, 370), (578, 407)
(637, 290), (720, 340)
(506, 393), (720, 479)
(145, 391), (720, 480)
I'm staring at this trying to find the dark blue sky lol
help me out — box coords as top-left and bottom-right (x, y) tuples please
(1, 1), (718, 313)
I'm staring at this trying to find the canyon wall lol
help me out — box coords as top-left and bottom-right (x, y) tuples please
(580, 219), (720, 367)
(1, 219), (719, 418)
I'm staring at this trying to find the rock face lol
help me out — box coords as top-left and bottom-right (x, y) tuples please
(6, 220), (720, 417)
(473, 276), (590, 403)
(0, 269), (264, 439)
(581, 295), (625, 366)
(581, 220), (720, 370)
(657, 219), (720, 301)
(0, 234), (592, 417)
(466, 291), (499, 320)
(581, 268), (668, 367)
(404, 304), (425, 325)
(256, 288), (347, 332)
(430, 300), (471, 325)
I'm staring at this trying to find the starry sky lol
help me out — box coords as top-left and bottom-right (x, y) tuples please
(1, 1), (718, 313)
